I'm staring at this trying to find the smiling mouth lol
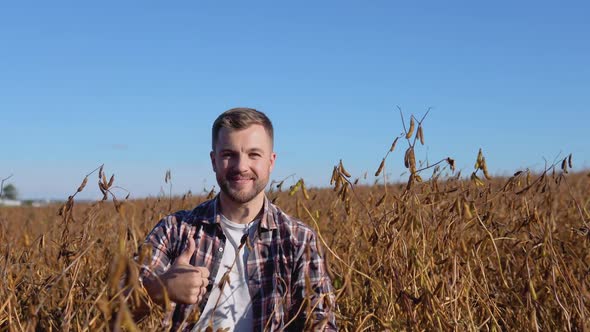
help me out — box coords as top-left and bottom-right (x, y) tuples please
(228, 176), (254, 184)
(231, 178), (251, 182)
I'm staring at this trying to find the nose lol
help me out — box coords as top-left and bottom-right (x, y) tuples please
(234, 153), (249, 173)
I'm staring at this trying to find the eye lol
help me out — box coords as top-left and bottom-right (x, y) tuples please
(221, 152), (234, 159)
(249, 152), (262, 158)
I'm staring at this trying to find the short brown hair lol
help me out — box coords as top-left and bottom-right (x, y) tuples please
(212, 107), (274, 150)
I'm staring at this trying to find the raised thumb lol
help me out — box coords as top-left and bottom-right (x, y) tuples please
(176, 236), (196, 265)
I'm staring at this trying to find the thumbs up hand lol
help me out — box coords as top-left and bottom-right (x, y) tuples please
(160, 237), (210, 304)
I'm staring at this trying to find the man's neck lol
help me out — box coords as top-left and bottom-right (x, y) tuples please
(218, 192), (265, 224)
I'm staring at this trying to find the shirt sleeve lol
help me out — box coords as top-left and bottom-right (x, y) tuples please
(136, 212), (192, 329)
(289, 227), (338, 331)
(138, 215), (177, 281)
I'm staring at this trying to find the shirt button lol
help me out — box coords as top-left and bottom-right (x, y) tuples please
(219, 247), (224, 252)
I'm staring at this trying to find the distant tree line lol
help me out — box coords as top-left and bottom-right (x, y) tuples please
(1, 175), (18, 200)
(1, 184), (18, 200)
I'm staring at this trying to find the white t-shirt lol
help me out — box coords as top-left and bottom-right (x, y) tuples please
(193, 215), (257, 332)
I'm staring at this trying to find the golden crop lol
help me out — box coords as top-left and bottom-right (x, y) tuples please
(1, 114), (589, 331)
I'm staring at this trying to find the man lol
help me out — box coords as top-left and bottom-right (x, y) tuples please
(137, 108), (337, 331)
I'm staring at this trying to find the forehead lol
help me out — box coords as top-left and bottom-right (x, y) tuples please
(215, 124), (273, 150)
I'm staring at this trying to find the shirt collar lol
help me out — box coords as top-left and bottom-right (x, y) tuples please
(206, 194), (278, 230)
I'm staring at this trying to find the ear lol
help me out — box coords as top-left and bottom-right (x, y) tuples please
(210, 151), (217, 172)
(269, 152), (276, 173)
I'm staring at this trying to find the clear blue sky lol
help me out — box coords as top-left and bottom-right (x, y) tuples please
(1, 1), (588, 200)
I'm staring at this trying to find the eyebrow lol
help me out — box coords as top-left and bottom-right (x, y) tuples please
(219, 148), (236, 154)
(218, 147), (266, 153)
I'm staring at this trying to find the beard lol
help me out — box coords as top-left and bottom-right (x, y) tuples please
(217, 171), (268, 204)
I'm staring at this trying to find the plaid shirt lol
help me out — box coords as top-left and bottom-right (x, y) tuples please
(139, 195), (337, 331)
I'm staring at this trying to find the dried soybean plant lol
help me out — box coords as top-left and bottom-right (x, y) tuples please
(289, 108), (590, 331)
(2, 111), (590, 331)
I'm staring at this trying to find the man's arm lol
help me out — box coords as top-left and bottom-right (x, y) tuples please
(142, 237), (209, 306)
(132, 217), (209, 321)
(288, 229), (337, 331)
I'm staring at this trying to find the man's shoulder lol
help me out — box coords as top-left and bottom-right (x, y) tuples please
(162, 198), (216, 226)
(269, 201), (316, 240)
(187, 198), (217, 219)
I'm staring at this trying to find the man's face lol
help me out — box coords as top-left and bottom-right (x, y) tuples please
(210, 124), (276, 204)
